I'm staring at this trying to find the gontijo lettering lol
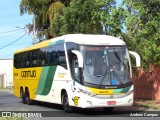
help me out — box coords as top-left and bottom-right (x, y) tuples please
(21, 70), (36, 77)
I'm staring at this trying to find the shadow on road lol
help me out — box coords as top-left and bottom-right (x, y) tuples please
(32, 101), (145, 117)
(0, 91), (147, 117)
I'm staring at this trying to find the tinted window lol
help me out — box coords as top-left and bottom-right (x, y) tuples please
(14, 43), (67, 69)
(56, 44), (67, 68)
(46, 46), (56, 66)
(66, 42), (80, 81)
(39, 47), (47, 66)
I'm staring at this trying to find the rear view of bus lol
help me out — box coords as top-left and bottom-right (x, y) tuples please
(65, 34), (140, 112)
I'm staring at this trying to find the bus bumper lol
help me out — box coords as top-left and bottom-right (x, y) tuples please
(72, 93), (133, 108)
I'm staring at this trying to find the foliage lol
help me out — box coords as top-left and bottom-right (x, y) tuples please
(50, 0), (102, 36)
(123, 0), (160, 68)
(20, 0), (124, 38)
(20, 0), (69, 39)
(20, 0), (160, 68)
(101, 0), (125, 36)
(50, 0), (124, 37)
(49, 1), (64, 24)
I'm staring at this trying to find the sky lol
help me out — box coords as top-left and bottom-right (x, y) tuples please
(0, 0), (33, 59)
(0, 0), (123, 59)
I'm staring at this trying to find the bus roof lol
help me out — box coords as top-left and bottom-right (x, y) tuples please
(62, 34), (125, 45)
(14, 34), (126, 54)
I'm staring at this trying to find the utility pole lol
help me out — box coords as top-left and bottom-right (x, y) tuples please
(33, 15), (37, 45)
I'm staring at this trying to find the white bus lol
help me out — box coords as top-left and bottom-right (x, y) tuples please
(13, 34), (140, 112)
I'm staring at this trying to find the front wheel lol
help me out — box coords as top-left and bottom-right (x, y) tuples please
(62, 93), (73, 112)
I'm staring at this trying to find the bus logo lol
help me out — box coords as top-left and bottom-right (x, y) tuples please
(21, 70), (36, 78)
(72, 96), (80, 106)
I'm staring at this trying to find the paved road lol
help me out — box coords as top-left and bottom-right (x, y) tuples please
(0, 90), (159, 120)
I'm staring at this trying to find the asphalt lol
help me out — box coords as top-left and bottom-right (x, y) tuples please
(1, 89), (160, 120)
(0, 88), (157, 111)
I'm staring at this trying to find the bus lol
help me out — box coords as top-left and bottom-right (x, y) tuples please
(13, 34), (140, 112)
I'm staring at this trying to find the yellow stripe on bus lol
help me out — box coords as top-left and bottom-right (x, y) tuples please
(88, 87), (114, 95)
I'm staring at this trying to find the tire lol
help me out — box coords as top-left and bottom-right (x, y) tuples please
(25, 89), (33, 105)
(62, 93), (73, 112)
(103, 107), (114, 112)
(20, 89), (26, 104)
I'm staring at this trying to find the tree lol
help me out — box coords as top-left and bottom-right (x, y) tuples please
(20, 0), (70, 39)
(50, 0), (125, 37)
(51, 0), (103, 36)
(124, 0), (160, 68)
(101, 0), (125, 36)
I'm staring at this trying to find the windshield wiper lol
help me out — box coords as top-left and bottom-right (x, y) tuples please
(98, 66), (110, 88)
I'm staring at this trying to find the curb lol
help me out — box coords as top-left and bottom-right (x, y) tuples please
(0, 88), (14, 93)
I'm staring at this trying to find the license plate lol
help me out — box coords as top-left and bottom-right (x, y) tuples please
(107, 101), (116, 105)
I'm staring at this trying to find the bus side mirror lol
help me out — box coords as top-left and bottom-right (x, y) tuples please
(129, 51), (141, 68)
(71, 50), (83, 68)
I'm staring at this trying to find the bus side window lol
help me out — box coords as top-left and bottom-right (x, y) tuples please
(31, 50), (38, 67)
(66, 42), (80, 82)
(73, 59), (80, 81)
(25, 52), (30, 67)
(14, 54), (18, 68)
(18, 55), (21, 68)
(44, 45), (56, 66)
(68, 52), (80, 82)
(39, 48), (47, 66)
(56, 44), (67, 69)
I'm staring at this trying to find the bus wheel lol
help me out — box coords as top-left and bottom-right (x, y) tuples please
(20, 89), (26, 104)
(62, 93), (73, 112)
(103, 107), (114, 112)
(25, 89), (33, 105)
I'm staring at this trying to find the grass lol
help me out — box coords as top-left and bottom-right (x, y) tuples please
(134, 99), (160, 110)
(0, 117), (24, 120)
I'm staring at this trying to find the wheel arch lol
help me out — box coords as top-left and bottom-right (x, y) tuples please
(25, 86), (28, 91)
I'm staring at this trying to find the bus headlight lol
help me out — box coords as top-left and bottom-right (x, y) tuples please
(78, 88), (87, 94)
(125, 90), (133, 96)
(78, 88), (96, 97)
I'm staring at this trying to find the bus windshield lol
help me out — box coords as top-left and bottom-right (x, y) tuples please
(80, 45), (131, 87)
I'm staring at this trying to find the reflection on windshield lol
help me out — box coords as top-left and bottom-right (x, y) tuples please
(81, 46), (131, 86)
